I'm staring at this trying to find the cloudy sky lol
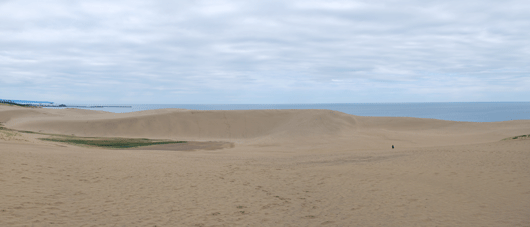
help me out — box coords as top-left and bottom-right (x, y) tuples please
(1, 0), (529, 104)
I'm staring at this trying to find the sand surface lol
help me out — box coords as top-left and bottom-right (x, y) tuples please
(1, 105), (529, 226)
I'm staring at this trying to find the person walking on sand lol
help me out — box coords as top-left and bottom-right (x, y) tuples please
(392, 145), (394, 149)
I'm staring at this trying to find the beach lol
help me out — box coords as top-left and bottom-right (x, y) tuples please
(1, 104), (529, 226)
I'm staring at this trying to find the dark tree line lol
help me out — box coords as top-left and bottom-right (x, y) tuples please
(0, 99), (32, 107)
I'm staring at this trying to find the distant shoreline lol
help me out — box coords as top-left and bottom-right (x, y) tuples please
(41, 102), (530, 122)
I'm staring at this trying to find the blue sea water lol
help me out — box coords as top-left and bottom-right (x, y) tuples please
(45, 102), (530, 122)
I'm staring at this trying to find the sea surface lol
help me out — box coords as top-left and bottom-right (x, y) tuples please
(44, 102), (530, 122)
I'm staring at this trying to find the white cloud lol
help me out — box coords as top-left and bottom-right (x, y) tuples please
(0, 0), (529, 103)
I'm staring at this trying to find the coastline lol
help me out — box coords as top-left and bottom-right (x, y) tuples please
(42, 102), (530, 122)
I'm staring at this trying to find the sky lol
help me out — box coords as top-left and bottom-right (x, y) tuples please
(1, 0), (529, 104)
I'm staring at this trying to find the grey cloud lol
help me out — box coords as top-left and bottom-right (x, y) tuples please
(0, 0), (529, 103)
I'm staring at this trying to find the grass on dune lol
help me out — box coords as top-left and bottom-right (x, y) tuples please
(503, 134), (530, 140)
(0, 102), (39, 108)
(40, 137), (186, 149)
(1, 122), (186, 149)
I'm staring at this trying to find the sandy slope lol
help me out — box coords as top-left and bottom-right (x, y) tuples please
(1, 105), (529, 226)
(3, 105), (529, 148)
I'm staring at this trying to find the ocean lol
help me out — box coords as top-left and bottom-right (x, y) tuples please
(44, 102), (530, 122)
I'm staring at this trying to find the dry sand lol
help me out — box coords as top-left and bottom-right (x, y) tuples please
(0, 105), (529, 226)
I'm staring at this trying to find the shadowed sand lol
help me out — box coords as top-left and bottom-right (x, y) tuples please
(1, 105), (529, 226)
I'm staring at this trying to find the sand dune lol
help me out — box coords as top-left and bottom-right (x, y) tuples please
(1, 105), (529, 226)
(3, 106), (357, 141)
(3, 105), (529, 147)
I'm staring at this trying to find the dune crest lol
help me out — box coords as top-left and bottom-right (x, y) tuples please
(3, 106), (357, 141)
(2, 105), (529, 148)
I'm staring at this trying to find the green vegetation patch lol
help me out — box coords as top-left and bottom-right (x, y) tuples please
(40, 137), (186, 149)
(0, 124), (44, 135)
(0, 102), (37, 108)
(503, 134), (530, 140)
(17, 130), (37, 134)
(1, 123), (187, 149)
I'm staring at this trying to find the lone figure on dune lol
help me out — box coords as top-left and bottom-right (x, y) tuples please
(392, 145), (394, 149)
